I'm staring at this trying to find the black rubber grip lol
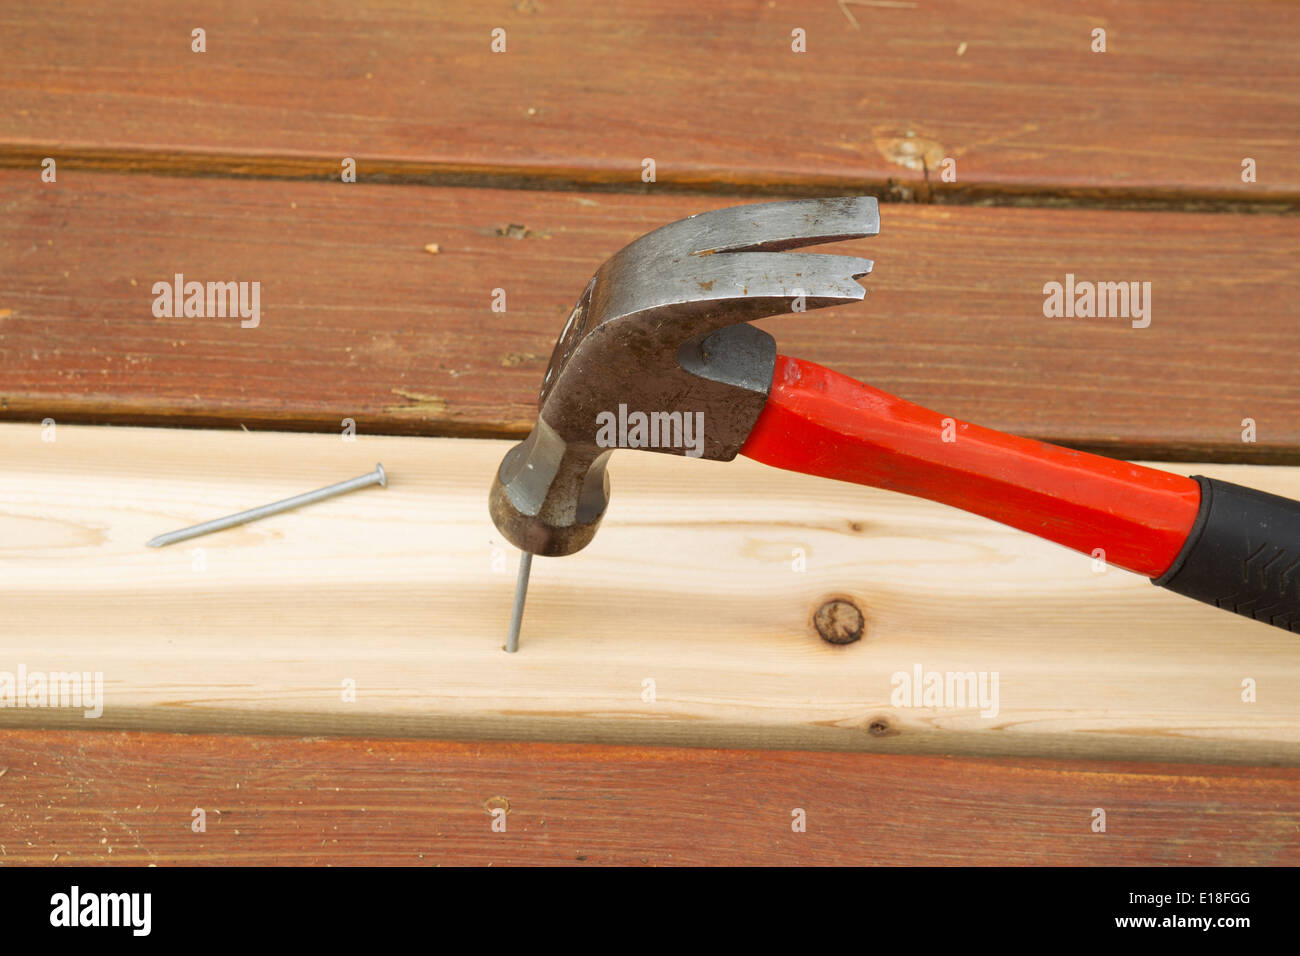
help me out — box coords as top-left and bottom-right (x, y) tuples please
(1154, 476), (1300, 633)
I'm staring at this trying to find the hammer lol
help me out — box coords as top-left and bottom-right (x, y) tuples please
(491, 197), (1300, 648)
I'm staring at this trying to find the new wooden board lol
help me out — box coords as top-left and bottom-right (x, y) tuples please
(2, 1), (1296, 200)
(1, 423), (1298, 764)
(3, 173), (1298, 459)
(3, 731), (1297, 866)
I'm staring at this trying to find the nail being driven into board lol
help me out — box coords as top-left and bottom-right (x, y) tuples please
(505, 551), (533, 653)
(146, 464), (388, 548)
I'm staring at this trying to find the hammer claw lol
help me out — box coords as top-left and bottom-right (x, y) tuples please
(681, 196), (880, 256)
(660, 252), (872, 324)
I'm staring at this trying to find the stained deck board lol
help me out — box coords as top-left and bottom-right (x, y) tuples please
(1, 1), (1296, 201)
(3, 173), (1298, 459)
(2, 731), (1296, 866)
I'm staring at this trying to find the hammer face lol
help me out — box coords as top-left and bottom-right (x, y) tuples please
(490, 418), (612, 556)
(492, 196), (879, 556)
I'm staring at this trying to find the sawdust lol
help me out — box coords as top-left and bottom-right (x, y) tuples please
(385, 389), (448, 415)
(500, 353), (542, 367)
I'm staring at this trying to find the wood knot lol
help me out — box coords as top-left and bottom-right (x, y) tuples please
(872, 125), (945, 173)
(867, 717), (897, 737)
(814, 599), (865, 645)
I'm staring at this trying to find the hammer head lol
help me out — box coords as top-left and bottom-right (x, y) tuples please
(490, 196), (879, 556)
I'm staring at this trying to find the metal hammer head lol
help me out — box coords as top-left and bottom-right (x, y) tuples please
(490, 196), (879, 556)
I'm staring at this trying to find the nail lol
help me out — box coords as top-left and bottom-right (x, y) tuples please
(147, 463), (387, 548)
(505, 551), (533, 653)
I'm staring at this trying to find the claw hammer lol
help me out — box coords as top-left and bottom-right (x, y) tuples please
(491, 197), (1300, 646)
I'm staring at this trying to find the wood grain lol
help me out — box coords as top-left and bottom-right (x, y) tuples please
(2, 422), (1298, 764)
(2, 731), (1297, 866)
(3, 173), (1298, 460)
(1, 1), (1296, 201)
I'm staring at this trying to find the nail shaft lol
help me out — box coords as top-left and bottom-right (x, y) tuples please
(147, 463), (387, 548)
(505, 550), (533, 653)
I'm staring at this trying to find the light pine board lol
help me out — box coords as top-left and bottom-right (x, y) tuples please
(1, 422), (1297, 764)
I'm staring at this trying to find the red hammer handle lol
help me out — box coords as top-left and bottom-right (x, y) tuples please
(741, 355), (1201, 578)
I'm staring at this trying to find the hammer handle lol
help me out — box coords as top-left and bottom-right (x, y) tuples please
(743, 355), (1300, 633)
